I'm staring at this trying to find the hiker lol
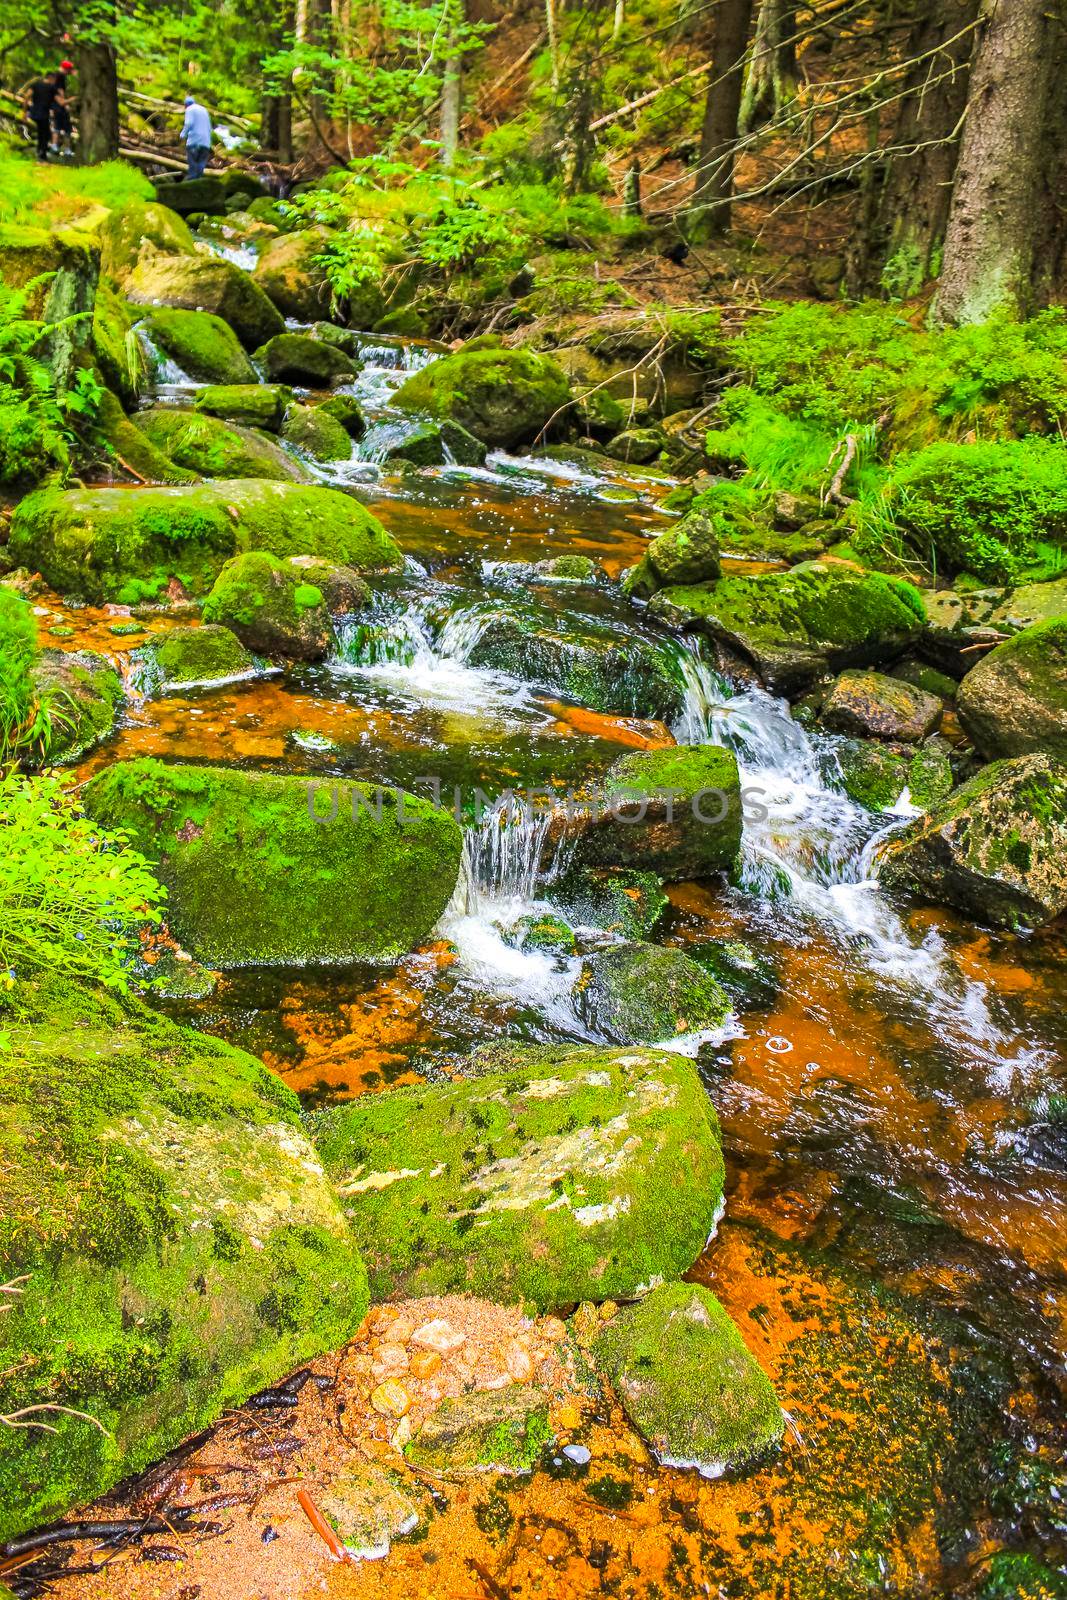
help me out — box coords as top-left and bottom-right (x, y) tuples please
(180, 94), (213, 180)
(51, 60), (75, 155)
(25, 71), (57, 160)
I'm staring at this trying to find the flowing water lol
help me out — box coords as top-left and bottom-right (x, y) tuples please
(52, 335), (1067, 1598)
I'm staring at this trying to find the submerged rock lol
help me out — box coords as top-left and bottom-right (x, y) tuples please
(127, 252), (284, 349)
(555, 866), (668, 940)
(202, 550), (367, 660)
(10, 480), (402, 604)
(195, 382), (293, 431)
(82, 759), (464, 965)
(280, 402), (353, 462)
(0, 974), (367, 1543)
(573, 941), (731, 1043)
(136, 407), (308, 482)
(137, 306), (257, 385)
(253, 225), (335, 322)
(957, 618), (1067, 762)
(28, 649), (122, 764)
(820, 669), (943, 744)
(405, 1388), (552, 1479)
(878, 753), (1067, 929)
(594, 1283), (784, 1475)
(316, 1458), (430, 1558)
(255, 332), (355, 386)
(381, 418), (487, 468)
(313, 1042), (725, 1309)
(393, 343), (570, 449)
(136, 624), (259, 692)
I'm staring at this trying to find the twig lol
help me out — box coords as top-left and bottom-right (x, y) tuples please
(297, 1489), (348, 1561)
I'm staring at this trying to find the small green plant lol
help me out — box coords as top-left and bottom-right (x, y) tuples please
(0, 278), (77, 487)
(0, 589), (78, 771)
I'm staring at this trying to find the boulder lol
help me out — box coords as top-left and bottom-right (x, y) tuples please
(0, 974), (367, 1542)
(878, 753), (1067, 929)
(316, 1459), (429, 1558)
(202, 550), (367, 660)
(28, 649), (122, 764)
(561, 745), (742, 880)
(253, 225), (334, 321)
(95, 389), (195, 486)
(957, 619), (1067, 762)
(255, 333), (355, 386)
(820, 669), (942, 744)
(10, 481), (402, 605)
(555, 866), (668, 940)
(393, 344), (570, 449)
(594, 1283), (784, 1476)
(573, 941), (731, 1043)
(135, 624), (259, 693)
(640, 507), (722, 590)
(649, 563), (925, 696)
(280, 402), (353, 462)
(319, 393), (367, 439)
(605, 426), (667, 465)
(127, 253), (284, 349)
(91, 281), (141, 406)
(82, 760), (464, 966)
(195, 382), (292, 430)
(97, 200), (195, 281)
(0, 224), (98, 388)
(405, 1389), (552, 1479)
(138, 306), (257, 384)
(152, 175), (229, 215)
(380, 418), (487, 468)
(313, 1042), (725, 1309)
(834, 738), (955, 814)
(136, 407), (309, 482)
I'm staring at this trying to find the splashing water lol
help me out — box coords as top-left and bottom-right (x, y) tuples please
(329, 597), (528, 711)
(200, 236), (259, 272)
(135, 325), (197, 393)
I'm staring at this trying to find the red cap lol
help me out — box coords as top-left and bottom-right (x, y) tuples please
(60, 60), (74, 71)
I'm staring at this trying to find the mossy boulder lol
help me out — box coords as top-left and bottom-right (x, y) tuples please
(255, 333), (355, 386)
(573, 941), (731, 1043)
(137, 407), (309, 482)
(202, 550), (366, 660)
(562, 745), (742, 880)
(319, 393), (367, 439)
(195, 382), (292, 431)
(0, 224), (98, 389)
(835, 738), (954, 814)
(316, 1457), (429, 1558)
(506, 911), (578, 956)
(280, 402), (353, 462)
(95, 389), (196, 486)
(605, 426), (668, 465)
(10, 480), (402, 604)
(393, 345), (570, 449)
(649, 563), (925, 695)
(820, 669), (942, 744)
(957, 619), (1067, 762)
(152, 175), (229, 216)
(135, 624), (259, 693)
(594, 1282), (784, 1475)
(127, 253), (284, 349)
(555, 866), (668, 940)
(252, 225), (334, 322)
(313, 1042), (724, 1310)
(82, 759), (464, 966)
(638, 507), (722, 591)
(28, 649), (122, 764)
(138, 305), (257, 385)
(97, 201), (195, 282)
(878, 753), (1067, 929)
(0, 975), (367, 1543)
(381, 418), (488, 468)
(91, 281), (142, 406)
(406, 1388), (552, 1479)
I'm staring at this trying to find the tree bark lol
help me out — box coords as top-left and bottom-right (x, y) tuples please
(74, 35), (119, 163)
(739, 0), (796, 133)
(688, 0), (754, 239)
(439, 0), (464, 168)
(934, 0), (1060, 325)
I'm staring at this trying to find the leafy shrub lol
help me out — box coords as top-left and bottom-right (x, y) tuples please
(0, 773), (164, 1001)
(0, 280), (74, 486)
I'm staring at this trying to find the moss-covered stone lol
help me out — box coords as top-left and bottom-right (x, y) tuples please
(0, 973), (367, 1543)
(316, 1458), (429, 1557)
(95, 389), (196, 485)
(507, 911), (578, 956)
(201, 550), (349, 660)
(594, 1282), (784, 1475)
(10, 480), (402, 604)
(82, 759), (463, 966)
(28, 649), (122, 764)
(97, 201), (195, 281)
(91, 281), (142, 406)
(555, 866), (668, 939)
(957, 619), (1067, 762)
(879, 753), (1067, 928)
(406, 1388), (553, 1479)
(153, 176), (229, 215)
(381, 418), (488, 468)
(136, 624), (259, 692)
(137, 407), (307, 482)
(280, 402), (353, 462)
(532, 554), (602, 584)
(194, 382), (292, 431)
(821, 669), (943, 744)
(394, 345), (570, 449)
(687, 938), (780, 1011)
(252, 225), (335, 322)
(642, 507), (722, 589)
(313, 1041), (724, 1309)
(649, 563), (925, 695)
(835, 737), (955, 815)
(255, 333), (355, 386)
(139, 305), (257, 385)
(892, 657), (959, 701)
(573, 941), (731, 1043)
(605, 426), (668, 465)
(319, 393), (367, 438)
(128, 253), (284, 349)
(0, 224), (98, 389)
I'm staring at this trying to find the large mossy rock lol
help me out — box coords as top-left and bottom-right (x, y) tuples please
(153, 176), (229, 215)
(95, 389), (196, 486)
(137, 407), (308, 483)
(820, 669), (942, 744)
(97, 201), (195, 282)
(313, 1042), (724, 1310)
(138, 306), (257, 384)
(127, 253), (284, 349)
(195, 382), (292, 430)
(555, 866), (668, 940)
(380, 417), (487, 468)
(0, 224), (98, 388)
(10, 480), (402, 604)
(594, 1283), (784, 1476)
(82, 760), (464, 966)
(649, 563), (925, 695)
(957, 619), (1067, 762)
(253, 226), (334, 321)
(28, 649), (122, 764)
(573, 942), (731, 1043)
(255, 333), (355, 386)
(834, 737), (954, 814)
(393, 344), (570, 449)
(639, 507), (722, 590)
(0, 975), (367, 1543)
(280, 402), (353, 462)
(202, 550), (366, 660)
(136, 624), (259, 693)
(878, 753), (1067, 929)
(562, 745), (742, 879)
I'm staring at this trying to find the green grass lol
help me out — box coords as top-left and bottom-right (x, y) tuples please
(0, 147), (154, 228)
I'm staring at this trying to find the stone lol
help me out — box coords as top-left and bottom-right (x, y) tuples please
(313, 1042), (724, 1310)
(820, 669), (943, 744)
(0, 974), (367, 1543)
(393, 344), (570, 449)
(405, 1388), (553, 1478)
(97, 200), (195, 282)
(127, 252), (284, 349)
(27, 649), (122, 764)
(594, 1283), (784, 1476)
(91, 281), (141, 407)
(95, 390), (195, 486)
(878, 753), (1067, 929)
(138, 306), (257, 385)
(201, 550), (363, 660)
(319, 393), (367, 439)
(136, 407), (308, 482)
(82, 760), (465, 966)
(381, 418), (488, 468)
(573, 942), (731, 1044)
(316, 1460), (428, 1560)
(135, 624), (259, 693)
(554, 867), (668, 940)
(153, 176), (229, 215)
(640, 507), (722, 589)
(605, 426), (668, 465)
(371, 1379), (411, 1417)
(253, 225), (335, 321)
(506, 912), (577, 957)
(834, 738), (954, 815)
(255, 332), (355, 386)
(956, 618), (1067, 762)
(280, 402), (353, 462)
(411, 1319), (466, 1354)
(195, 383), (292, 431)
(0, 225), (98, 389)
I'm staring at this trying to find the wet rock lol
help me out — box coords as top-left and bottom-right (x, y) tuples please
(834, 737), (954, 814)
(631, 506), (722, 592)
(195, 382), (292, 431)
(0, 973), (367, 1543)
(573, 942), (730, 1044)
(562, 744), (742, 880)
(406, 1388), (553, 1478)
(594, 1283), (784, 1476)
(127, 253), (284, 349)
(820, 669), (943, 744)
(83, 759), (464, 966)
(649, 563), (925, 696)
(891, 656), (959, 701)
(506, 912), (578, 957)
(153, 175), (229, 215)
(255, 332), (355, 386)
(280, 402), (353, 462)
(532, 554), (603, 584)
(0, 225), (98, 390)
(96, 389), (196, 486)
(316, 1459), (429, 1559)
(313, 1042), (724, 1309)
(138, 306), (257, 385)
(137, 407), (309, 482)
(957, 618), (1067, 762)
(319, 393), (367, 438)
(605, 426), (667, 465)
(135, 623), (259, 692)
(773, 491), (823, 529)
(554, 866), (668, 940)
(98, 201), (195, 282)
(393, 343), (570, 449)
(92, 281), (142, 407)
(28, 649), (122, 764)
(202, 550), (367, 661)
(253, 226), (335, 322)
(145, 947), (218, 999)
(10, 481), (402, 604)
(381, 418), (487, 468)
(687, 939), (780, 1012)
(878, 753), (1067, 929)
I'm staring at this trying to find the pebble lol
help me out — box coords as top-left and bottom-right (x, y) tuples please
(411, 1318), (466, 1354)
(409, 1348), (442, 1380)
(506, 1344), (534, 1383)
(371, 1343), (409, 1380)
(390, 1415), (413, 1450)
(562, 1444), (591, 1465)
(541, 1316), (567, 1342)
(370, 1379), (411, 1418)
(369, 1306), (402, 1335)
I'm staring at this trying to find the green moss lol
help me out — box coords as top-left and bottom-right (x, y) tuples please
(574, 941), (731, 1043)
(570, 745), (742, 879)
(394, 345), (570, 449)
(28, 649), (123, 764)
(195, 383), (293, 430)
(509, 911), (577, 955)
(141, 624), (257, 690)
(94, 389), (195, 486)
(137, 407), (305, 482)
(97, 200), (195, 281)
(91, 281), (143, 405)
(139, 306), (257, 385)
(280, 402), (353, 461)
(202, 551), (330, 659)
(404, 1388), (553, 1478)
(127, 254), (284, 349)
(556, 867), (668, 940)
(255, 333), (355, 386)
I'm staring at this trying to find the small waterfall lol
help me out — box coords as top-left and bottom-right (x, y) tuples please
(205, 238), (259, 272)
(135, 325), (196, 391)
(329, 598), (524, 709)
(457, 795), (558, 914)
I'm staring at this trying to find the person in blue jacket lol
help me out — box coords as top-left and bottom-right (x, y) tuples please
(180, 94), (213, 179)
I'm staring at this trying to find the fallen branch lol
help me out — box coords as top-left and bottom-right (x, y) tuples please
(297, 1489), (348, 1561)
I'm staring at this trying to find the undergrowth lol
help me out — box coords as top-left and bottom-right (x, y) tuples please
(0, 151), (153, 228)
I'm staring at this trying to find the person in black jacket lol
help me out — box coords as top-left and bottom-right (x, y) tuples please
(25, 71), (57, 160)
(52, 60), (75, 155)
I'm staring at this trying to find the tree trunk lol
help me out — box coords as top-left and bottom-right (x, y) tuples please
(296, 0), (332, 155)
(934, 0), (1059, 325)
(74, 35), (119, 163)
(739, 0), (796, 133)
(688, 0), (753, 239)
(440, 0), (464, 168)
